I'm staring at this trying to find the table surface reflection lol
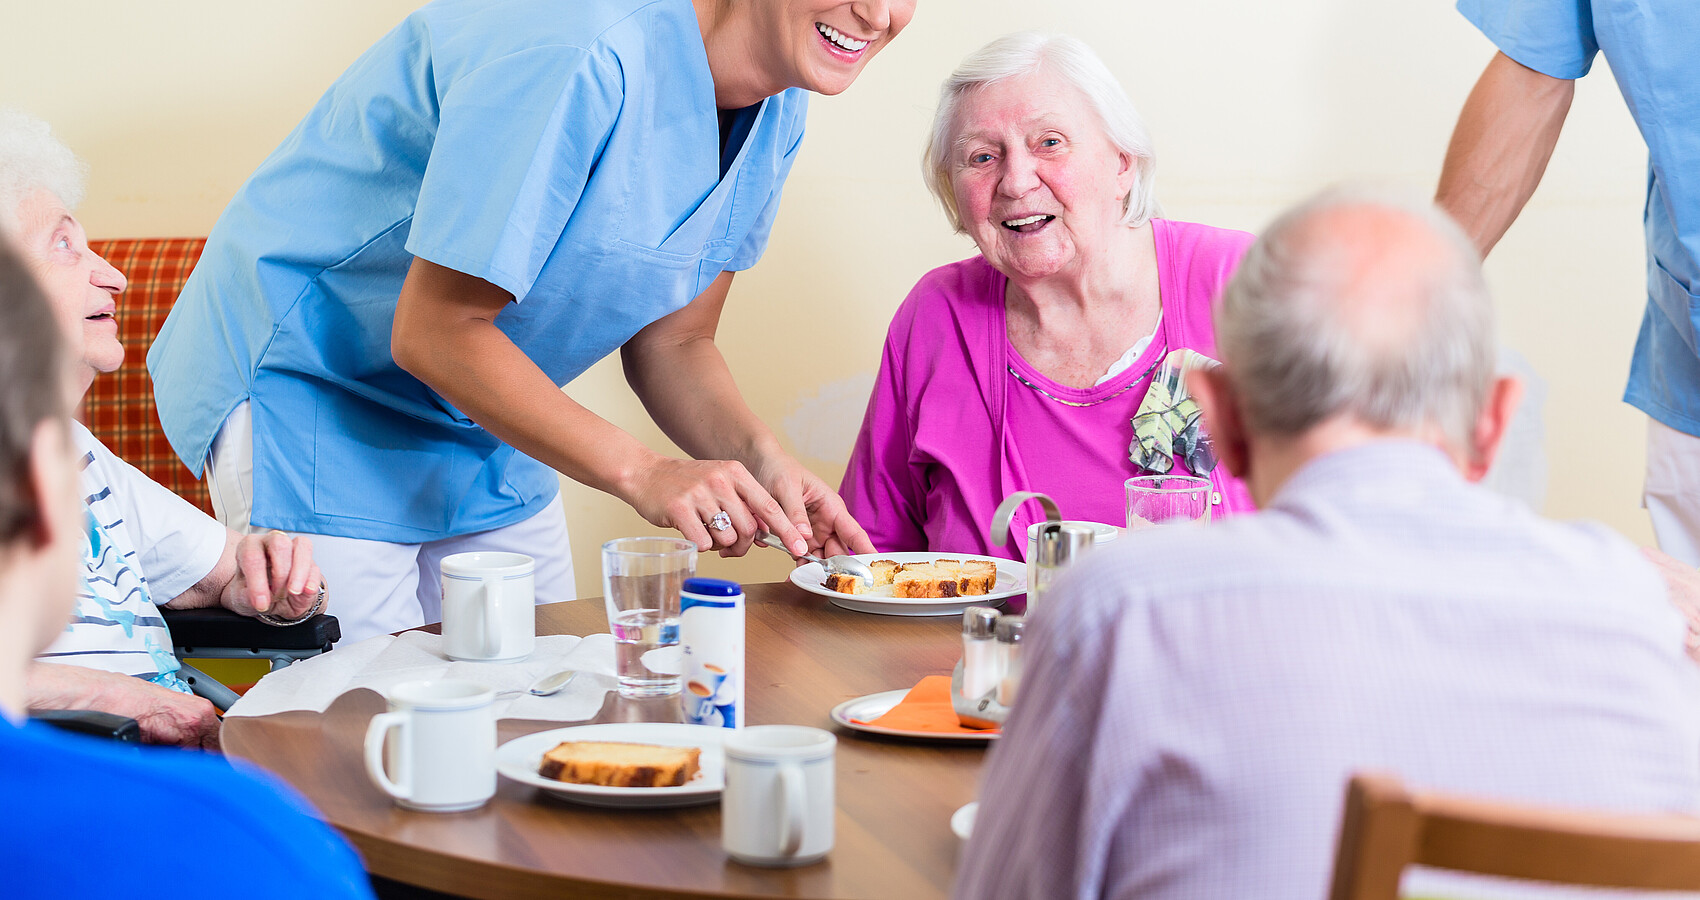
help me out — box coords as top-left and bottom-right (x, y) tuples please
(223, 581), (988, 900)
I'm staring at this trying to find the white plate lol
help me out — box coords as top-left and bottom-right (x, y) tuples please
(829, 689), (998, 743)
(951, 801), (979, 843)
(789, 552), (1027, 617)
(496, 722), (725, 808)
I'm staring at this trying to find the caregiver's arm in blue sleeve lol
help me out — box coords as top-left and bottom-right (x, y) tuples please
(391, 257), (813, 558)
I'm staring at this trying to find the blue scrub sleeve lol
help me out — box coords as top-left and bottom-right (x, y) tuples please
(408, 45), (623, 300)
(728, 97), (807, 272)
(1457, 0), (1598, 80)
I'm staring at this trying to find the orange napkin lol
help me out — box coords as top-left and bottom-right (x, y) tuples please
(853, 675), (1001, 735)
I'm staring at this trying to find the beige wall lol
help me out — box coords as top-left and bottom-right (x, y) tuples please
(1, 0), (1656, 597)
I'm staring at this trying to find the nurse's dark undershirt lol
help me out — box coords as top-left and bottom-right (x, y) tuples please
(717, 104), (759, 178)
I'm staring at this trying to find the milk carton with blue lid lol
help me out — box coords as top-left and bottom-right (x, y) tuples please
(680, 578), (744, 728)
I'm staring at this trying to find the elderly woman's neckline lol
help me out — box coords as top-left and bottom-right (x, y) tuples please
(1000, 221), (1164, 389)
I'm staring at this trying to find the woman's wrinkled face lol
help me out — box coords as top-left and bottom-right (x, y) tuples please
(948, 68), (1136, 283)
(12, 188), (125, 396)
(752, 0), (915, 96)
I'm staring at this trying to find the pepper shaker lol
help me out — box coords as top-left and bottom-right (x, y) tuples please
(994, 616), (1026, 707)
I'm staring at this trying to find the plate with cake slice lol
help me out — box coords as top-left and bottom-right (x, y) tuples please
(789, 552), (1027, 616)
(497, 722), (726, 808)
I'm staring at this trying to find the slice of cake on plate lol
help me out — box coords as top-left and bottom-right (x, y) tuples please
(539, 741), (702, 788)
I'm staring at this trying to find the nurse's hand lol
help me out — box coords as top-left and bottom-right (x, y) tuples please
(623, 455), (810, 557)
(750, 453), (874, 559)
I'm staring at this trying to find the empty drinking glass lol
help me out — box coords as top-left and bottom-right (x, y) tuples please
(602, 537), (697, 698)
(1125, 474), (1214, 530)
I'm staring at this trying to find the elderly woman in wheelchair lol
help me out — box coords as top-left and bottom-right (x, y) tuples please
(1, 110), (327, 748)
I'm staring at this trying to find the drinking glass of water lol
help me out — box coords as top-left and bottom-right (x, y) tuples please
(1125, 474), (1214, 530)
(601, 537), (697, 698)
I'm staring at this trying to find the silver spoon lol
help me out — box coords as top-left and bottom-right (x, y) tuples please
(754, 532), (875, 587)
(496, 666), (584, 694)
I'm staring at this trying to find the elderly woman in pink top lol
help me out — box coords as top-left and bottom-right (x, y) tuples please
(841, 33), (1255, 559)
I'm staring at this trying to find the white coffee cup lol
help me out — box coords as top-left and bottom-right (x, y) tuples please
(364, 679), (496, 812)
(1025, 520), (1118, 563)
(722, 725), (836, 867)
(441, 551), (535, 662)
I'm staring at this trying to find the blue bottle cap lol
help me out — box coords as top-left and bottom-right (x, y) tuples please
(683, 577), (742, 597)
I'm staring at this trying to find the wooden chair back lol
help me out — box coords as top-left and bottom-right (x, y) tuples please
(80, 237), (211, 514)
(1329, 773), (1700, 900)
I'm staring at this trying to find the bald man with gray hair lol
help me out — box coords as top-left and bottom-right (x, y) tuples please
(957, 189), (1700, 900)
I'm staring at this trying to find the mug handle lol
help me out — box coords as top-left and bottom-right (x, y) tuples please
(481, 576), (503, 659)
(364, 711), (412, 802)
(775, 761), (806, 857)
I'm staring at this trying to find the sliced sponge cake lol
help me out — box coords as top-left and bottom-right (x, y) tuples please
(539, 741), (701, 788)
(822, 557), (998, 597)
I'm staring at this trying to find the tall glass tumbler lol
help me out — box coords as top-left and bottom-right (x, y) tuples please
(1125, 474), (1214, 530)
(602, 537), (697, 698)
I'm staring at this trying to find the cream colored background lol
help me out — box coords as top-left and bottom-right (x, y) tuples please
(1, 0), (1655, 598)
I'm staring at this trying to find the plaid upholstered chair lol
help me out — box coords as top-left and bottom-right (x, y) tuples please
(81, 237), (212, 513)
(66, 238), (337, 713)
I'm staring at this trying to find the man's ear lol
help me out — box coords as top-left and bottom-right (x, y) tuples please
(1189, 366), (1251, 481)
(1463, 375), (1523, 482)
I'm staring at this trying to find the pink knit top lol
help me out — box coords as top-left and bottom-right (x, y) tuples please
(841, 219), (1256, 560)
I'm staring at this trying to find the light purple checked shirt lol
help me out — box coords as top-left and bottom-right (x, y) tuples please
(956, 441), (1700, 900)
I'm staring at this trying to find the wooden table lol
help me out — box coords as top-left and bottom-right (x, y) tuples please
(223, 582), (988, 900)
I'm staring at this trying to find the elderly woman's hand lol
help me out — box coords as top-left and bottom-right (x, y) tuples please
(27, 663), (223, 749)
(221, 530), (325, 619)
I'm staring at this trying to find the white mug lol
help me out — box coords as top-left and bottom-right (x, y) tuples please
(1025, 519), (1118, 562)
(441, 551), (535, 662)
(364, 679), (496, 812)
(722, 725), (836, 867)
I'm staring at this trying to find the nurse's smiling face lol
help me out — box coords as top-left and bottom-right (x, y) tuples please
(751, 0), (915, 96)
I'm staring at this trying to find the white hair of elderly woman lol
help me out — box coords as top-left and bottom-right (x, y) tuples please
(0, 109), (87, 234)
(1216, 186), (1497, 453)
(922, 32), (1158, 234)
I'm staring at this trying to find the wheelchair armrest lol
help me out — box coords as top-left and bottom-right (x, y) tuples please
(32, 709), (142, 743)
(161, 605), (340, 652)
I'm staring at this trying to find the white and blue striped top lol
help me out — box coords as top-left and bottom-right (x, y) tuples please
(35, 423), (225, 692)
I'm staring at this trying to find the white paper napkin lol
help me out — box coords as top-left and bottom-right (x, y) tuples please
(225, 631), (620, 722)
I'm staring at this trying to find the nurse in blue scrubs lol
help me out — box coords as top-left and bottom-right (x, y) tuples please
(147, 0), (912, 642)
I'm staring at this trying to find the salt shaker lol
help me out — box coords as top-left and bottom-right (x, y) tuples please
(951, 606), (1003, 729)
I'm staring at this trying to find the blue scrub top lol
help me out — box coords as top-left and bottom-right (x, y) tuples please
(148, 0), (807, 542)
(1459, 0), (1700, 434)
